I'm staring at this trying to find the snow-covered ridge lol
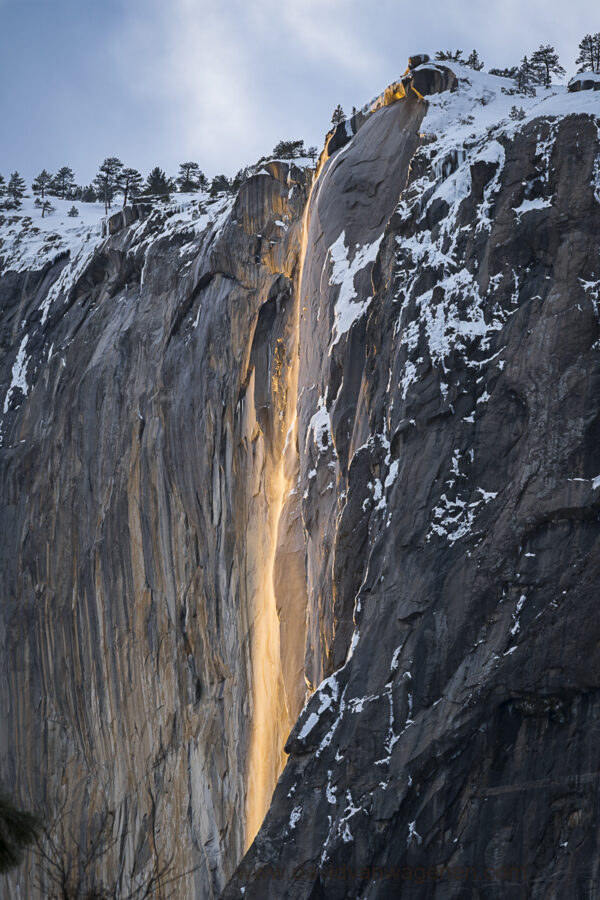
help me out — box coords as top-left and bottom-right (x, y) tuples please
(392, 62), (600, 382)
(420, 62), (600, 145)
(0, 191), (231, 275)
(0, 191), (235, 445)
(0, 196), (106, 274)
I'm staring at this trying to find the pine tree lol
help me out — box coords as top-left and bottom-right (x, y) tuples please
(51, 166), (76, 200)
(145, 166), (173, 199)
(0, 793), (40, 874)
(231, 167), (250, 192)
(575, 33), (600, 73)
(435, 49), (464, 63)
(0, 174), (6, 207)
(32, 169), (53, 199)
(177, 161), (205, 193)
(210, 174), (232, 196)
(307, 146), (318, 163)
(272, 139), (305, 159)
(331, 104), (345, 126)
(489, 65), (518, 79)
(40, 199), (55, 218)
(515, 56), (536, 94)
(80, 184), (97, 203)
(466, 49), (484, 71)
(67, 205), (80, 217)
(7, 172), (26, 204)
(119, 167), (143, 206)
(530, 44), (565, 87)
(93, 157), (124, 213)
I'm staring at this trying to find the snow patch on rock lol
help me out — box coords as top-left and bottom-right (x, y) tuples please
(327, 230), (383, 348)
(3, 335), (30, 414)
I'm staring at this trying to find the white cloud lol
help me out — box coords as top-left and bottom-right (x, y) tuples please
(109, 0), (383, 174)
(75, 0), (600, 176)
(264, 0), (377, 75)
(111, 0), (261, 169)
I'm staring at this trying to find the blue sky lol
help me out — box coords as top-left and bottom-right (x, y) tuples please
(0, 0), (596, 185)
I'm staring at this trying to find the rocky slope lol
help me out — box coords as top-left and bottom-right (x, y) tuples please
(2, 60), (600, 899)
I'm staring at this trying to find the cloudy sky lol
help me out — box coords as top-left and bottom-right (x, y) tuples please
(0, 0), (596, 185)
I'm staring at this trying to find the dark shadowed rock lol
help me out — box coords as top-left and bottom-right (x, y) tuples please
(407, 53), (431, 70)
(404, 62), (459, 98)
(568, 72), (600, 92)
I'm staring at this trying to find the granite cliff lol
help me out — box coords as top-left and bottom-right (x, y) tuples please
(2, 60), (600, 898)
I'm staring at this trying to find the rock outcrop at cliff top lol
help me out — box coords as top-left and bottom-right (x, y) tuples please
(569, 71), (600, 92)
(2, 60), (600, 899)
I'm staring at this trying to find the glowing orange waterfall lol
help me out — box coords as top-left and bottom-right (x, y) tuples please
(243, 160), (323, 850)
(243, 453), (295, 849)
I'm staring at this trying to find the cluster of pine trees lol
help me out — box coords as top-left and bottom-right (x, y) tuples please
(0, 140), (324, 219)
(435, 44), (566, 90)
(434, 34), (600, 93)
(329, 37), (599, 128)
(3, 33), (600, 221)
(0, 160), (216, 217)
(332, 34), (600, 127)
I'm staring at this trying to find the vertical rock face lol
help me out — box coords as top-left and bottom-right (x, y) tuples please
(2, 63), (600, 899)
(0, 164), (312, 897)
(223, 72), (600, 899)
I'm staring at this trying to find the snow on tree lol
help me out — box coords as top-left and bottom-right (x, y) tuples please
(51, 166), (76, 200)
(466, 50), (484, 70)
(576, 33), (600, 73)
(93, 157), (124, 213)
(33, 196), (55, 217)
(119, 167), (143, 207)
(32, 170), (53, 199)
(530, 44), (565, 87)
(331, 104), (345, 125)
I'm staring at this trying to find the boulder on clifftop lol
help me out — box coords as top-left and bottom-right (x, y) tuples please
(403, 62), (458, 98)
(407, 52), (430, 69)
(568, 72), (600, 92)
